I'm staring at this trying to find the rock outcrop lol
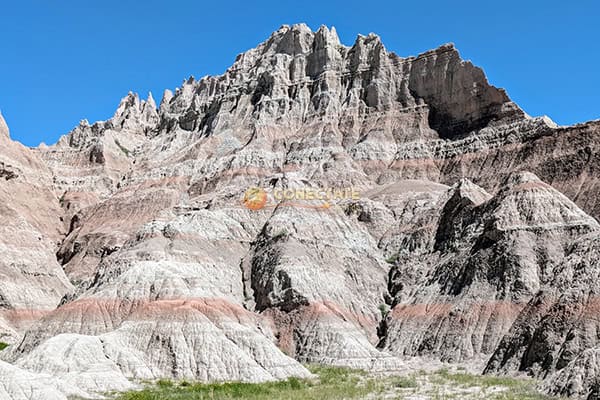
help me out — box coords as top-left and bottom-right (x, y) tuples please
(0, 113), (73, 345)
(0, 360), (91, 400)
(1, 24), (600, 399)
(485, 231), (600, 398)
(382, 172), (598, 362)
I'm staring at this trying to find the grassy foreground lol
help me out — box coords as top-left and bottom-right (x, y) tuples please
(112, 365), (560, 400)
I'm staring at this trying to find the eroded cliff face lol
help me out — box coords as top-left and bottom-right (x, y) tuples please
(0, 113), (73, 345)
(1, 24), (600, 399)
(382, 173), (599, 361)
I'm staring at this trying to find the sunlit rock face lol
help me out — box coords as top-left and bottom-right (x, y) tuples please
(382, 173), (599, 361)
(0, 112), (74, 345)
(1, 24), (600, 399)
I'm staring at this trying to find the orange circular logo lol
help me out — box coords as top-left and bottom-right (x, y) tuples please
(243, 187), (268, 210)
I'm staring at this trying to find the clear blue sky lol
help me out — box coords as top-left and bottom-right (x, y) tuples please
(1, 0), (598, 146)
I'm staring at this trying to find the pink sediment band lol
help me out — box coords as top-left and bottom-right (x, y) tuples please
(6, 296), (597, 329)
(0, 309), (52, 325)
(390, 300), (526, 319)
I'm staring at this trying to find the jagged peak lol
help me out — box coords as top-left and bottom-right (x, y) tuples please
(99, 90), (160, 134)
(146, 92), (156, 110)
(351, 32), (384, 49)
(282, 23), (312, 34)
(160, 89), (173, 110)
(114, 92), (139, 114)
(233, 23), (347, 63)
(314, 25), (341, 49)
(57, 25), (527, 142)
(271, 23), (315, 41)
(272, 25), (315, 56)
(0, 111), (9, 139)
(113, 91), (158, 117)
(540, 115), (558, 128)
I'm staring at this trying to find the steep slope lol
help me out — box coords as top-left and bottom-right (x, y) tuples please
(244, 201), (400, 370)
(485, 232), (600, 398)
(381, 172), (599, 363)
(4, 206), (311, 393)
(0, 112), (73, 344)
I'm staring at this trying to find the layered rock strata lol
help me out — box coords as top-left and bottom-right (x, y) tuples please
(0, 24), (599, 399)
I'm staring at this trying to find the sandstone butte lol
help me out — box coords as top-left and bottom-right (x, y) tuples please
(1, 24), (600, 399)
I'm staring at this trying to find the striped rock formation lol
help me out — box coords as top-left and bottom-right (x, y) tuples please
(1, 24), (600, 399)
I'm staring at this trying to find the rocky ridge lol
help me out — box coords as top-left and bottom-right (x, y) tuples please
(1, 24), (600, 399)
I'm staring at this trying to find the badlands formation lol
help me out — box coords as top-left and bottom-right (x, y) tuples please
(1, 24), (600, 399)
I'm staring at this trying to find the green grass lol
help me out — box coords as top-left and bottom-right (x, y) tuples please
(111, 365), (562, 400)
(389, 375), (418, 389)
(432, 369), (559, 400)
(0, 342), (8, 351)
(378, 303), (390, 318)
(112, 365), (375, 400)
(385, 253), (399, 264)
